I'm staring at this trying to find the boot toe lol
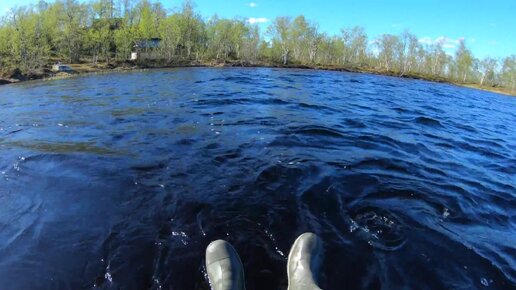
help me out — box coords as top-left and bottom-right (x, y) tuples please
(206, 240), (245, 290)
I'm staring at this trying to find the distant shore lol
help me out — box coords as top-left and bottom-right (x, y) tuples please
(1, 61), (514, 97)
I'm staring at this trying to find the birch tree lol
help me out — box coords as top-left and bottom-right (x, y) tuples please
(479, 57), (498, 86)
(8, 7), (50, 74)
(455, 39), (474, 83)
(341, 26), (367, 65)
(399, 31), (419, 75)
(500, 55), (515, 92)
(377, 34), (399, 71)
(268, 17), (292, 65)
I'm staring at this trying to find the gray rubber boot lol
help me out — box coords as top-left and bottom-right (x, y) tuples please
(287, 232), (324, 290)
(205, 240), (246, 290)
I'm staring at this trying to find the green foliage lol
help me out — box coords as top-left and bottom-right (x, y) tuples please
(159, 14), (181, 61)
(114, 25), (135, 61)
(341, 26), (368, 65)
(479, 57), (498, 86)
(0, 0), (512, 90)
(206, 17), (251, 61)
(4, 7), (51, 74)
(174, 0), (205, 59)
(136, 0), (162, 39)
(500, 55), (515, 92)
(376, 34), (399, 71)
(0, 25), (13, 74)
(455, 39), (474, 82)
(267, 16), (293, 65)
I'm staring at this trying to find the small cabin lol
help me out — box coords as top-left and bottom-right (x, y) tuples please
(131, 38), (162, 60)
(52, 64), (73, 72)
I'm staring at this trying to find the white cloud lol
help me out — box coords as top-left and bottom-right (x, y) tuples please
(370, 47), (380, 57)
(247, 17), (268, 24)
(249, 2), (257, 7)
(418, 36), (468, 50)
(368, 39), (380, 46)
(435, 36), (456, 45)
(418, 37), (434, 45)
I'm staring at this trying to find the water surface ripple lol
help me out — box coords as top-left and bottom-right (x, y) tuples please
(0, 68), (515, 290)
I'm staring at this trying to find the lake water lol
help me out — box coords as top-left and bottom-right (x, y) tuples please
(0, 68), (515, 290)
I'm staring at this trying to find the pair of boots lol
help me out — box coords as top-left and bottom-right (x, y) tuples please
(205, 232), (323, 290)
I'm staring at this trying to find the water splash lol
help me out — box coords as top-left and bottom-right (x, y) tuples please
(171, 231), (189, 245)
(351, 209), (406, 251)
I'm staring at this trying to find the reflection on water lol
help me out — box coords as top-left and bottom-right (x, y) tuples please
(2, 140), (117, 155)
(0, 68), (515, 290)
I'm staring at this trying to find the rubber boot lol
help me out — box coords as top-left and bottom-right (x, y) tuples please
(205, 240), (246, 290)
(287, 232), (324, 290)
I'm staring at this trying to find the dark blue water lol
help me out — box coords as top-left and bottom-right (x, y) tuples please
(0, 68), (515, 290)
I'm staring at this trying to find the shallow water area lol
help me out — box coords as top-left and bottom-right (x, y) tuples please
(0, 68), (515, 290)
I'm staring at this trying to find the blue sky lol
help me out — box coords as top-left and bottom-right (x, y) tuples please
(1, 0), (514, 59)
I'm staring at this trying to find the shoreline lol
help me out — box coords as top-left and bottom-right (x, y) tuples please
(1, 61), (514, 97)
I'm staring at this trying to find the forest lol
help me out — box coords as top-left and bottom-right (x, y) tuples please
(0, 0), (514, 93)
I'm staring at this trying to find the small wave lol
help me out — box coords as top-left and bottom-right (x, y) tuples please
(213, 150), (242, 164)
(298, 102), (340, 113)
(452, 122), (479, 133)
(208, 76), (255, 84)
(413, 116), (443, 127)
(278, 76), (295, 83)
(194, 97), (291, 107)
(349, 158), (412, 175)
(342, 119), (367, 128)
(393, 107), (409, 113)
(130, 162), (167, 172)
(288, 125), (345, 138)
(462, 137), (506, 150)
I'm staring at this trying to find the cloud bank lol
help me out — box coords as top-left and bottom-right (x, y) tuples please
(247, 17), (268, 24)
(418, 36), (466, 50)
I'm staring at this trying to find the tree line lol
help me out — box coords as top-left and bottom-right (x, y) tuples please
(0, 0), (514, 92)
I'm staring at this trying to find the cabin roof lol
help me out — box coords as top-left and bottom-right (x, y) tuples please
(134, 38), (162, 49)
